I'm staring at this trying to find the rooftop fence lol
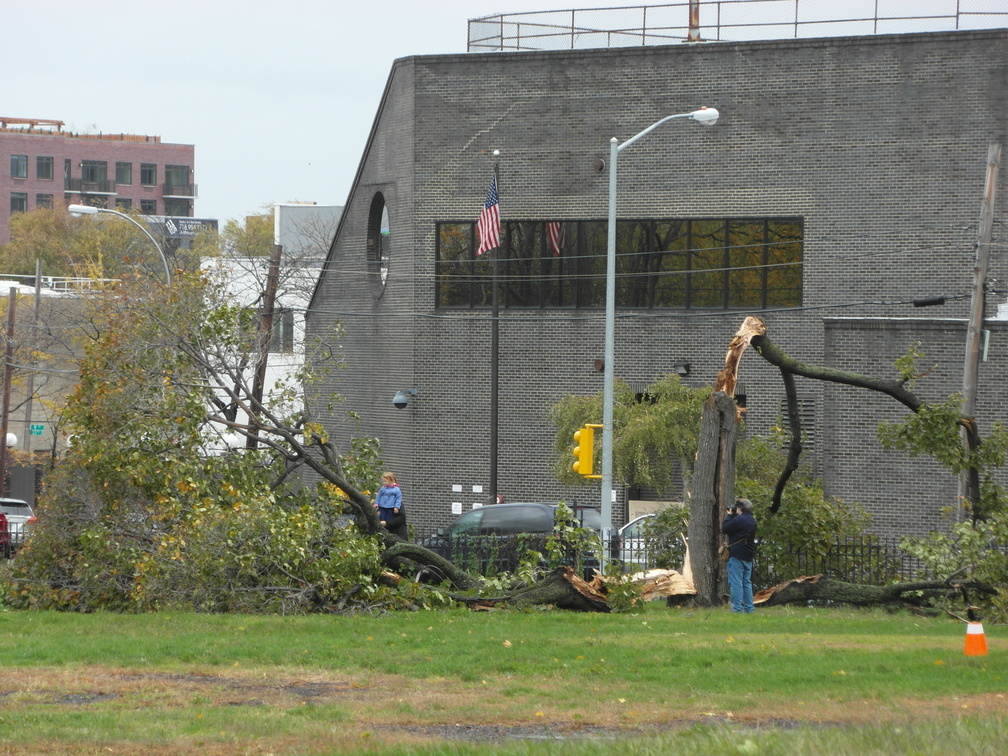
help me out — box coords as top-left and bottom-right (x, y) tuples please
(469, 0), (1008, 51)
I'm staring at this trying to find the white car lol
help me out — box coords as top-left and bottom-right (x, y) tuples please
(1, 498), (36, 554)
(618, 513), (656, 569)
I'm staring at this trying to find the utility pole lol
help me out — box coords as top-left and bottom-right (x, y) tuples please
(960, 143), (1001, 517)
(246, 244), (283, 450)
(0, 289), (17, 497)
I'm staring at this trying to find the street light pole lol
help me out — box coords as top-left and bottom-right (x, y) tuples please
(601, 107), (718, 541)
(67, 204), (172, 285)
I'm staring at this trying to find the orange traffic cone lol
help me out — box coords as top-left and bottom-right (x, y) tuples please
(964, 622), (988, 656)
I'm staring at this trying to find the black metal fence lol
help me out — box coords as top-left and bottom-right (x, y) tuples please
(414, 530), (928, 588)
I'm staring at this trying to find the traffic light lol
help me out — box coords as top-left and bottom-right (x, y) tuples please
(571, 424), (601, 478)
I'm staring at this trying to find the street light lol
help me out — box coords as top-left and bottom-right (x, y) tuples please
(67, 204), (172, 285)
(600, 106), (718, 541)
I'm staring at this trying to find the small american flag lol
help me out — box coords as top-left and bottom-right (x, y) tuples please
(547, 221), (564, 256)
(476, 175), (500, 255)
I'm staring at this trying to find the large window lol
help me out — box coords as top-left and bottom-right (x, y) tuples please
(165, 164), (190, 191)
(140, 163), (157, 186)
(10, 155), (27, 179)
(269, 308), (296, 353)
(116, 161), (132, 185)
(140, 199), (157, 215)
(164, 199), (191, 216)
(10, 192), (28, 214)
(36, 156), (53, 180)
(36, 193), (53, 209)
(436, 218), (803, 310)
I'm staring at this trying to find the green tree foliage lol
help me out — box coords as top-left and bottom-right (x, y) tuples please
(553, 384), (869, 583)
(877, 366), (1008, 619)
(0, 206), (185, 281)
(4, 271), (393, 613)
(219, 208), (274, 258)
(551, 375), (707, 498)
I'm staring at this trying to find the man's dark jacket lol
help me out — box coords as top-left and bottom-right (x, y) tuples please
(721, 512), (758, 562)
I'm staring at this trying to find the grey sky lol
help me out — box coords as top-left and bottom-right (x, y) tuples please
(7, 0), (1002, 224)
(6, 0), (626, 223)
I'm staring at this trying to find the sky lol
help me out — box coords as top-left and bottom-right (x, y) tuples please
(6, 0), (632, 224)
(7, 0), (1002, 225)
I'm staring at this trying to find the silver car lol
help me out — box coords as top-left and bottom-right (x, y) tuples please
(618, 513), (656, 570)
(1, 498), (36, 554)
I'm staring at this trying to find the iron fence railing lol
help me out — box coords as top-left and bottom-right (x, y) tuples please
(412, 529), (932, 587)
(469, 1), (1008, 51)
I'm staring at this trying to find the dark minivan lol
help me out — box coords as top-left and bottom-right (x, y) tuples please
(423, 502), (603, 575)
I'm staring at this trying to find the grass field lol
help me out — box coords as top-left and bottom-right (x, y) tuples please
(0, 603), (1005, 754)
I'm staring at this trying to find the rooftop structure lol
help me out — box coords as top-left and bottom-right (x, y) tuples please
(469, 0), (1008, 51)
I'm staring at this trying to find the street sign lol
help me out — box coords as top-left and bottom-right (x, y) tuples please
(30, 424), (44, 436)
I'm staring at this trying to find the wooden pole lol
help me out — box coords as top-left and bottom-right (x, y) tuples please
(959, 144), (1001, 516)
(246, 243), (283, 450)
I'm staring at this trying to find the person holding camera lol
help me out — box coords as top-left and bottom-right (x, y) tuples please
(721, 498), (758, 613)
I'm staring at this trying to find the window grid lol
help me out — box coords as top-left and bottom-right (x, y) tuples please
(140, 163), (157, 186)
(10, 155), (27, 179)
(10, 192), (28, 213)
(36, 156), (54, 180)
(436, 218), (803, 310)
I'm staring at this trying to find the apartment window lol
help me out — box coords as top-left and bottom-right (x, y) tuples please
(116, 162), (132, 185)
(269, 309), (296, 353)
(81, 160), (108, 184)
(140, 199), (157, 215)
(10, 155), (27, 179)
(164, 199), (190, 216)
(140, 163), (157, 186)
(435, 218), (804, 310)
(115, 197), (132, 211)
(10, 192), (28, 214)
(165, 164), (189, 189)
(36, 156), (54, 180)
(36, 193), (54, 209)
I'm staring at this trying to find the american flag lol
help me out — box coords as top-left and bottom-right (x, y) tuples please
(547, 221), (564, 256)
(476, 175), (500, 255)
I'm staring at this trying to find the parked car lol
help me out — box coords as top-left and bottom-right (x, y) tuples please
(618, 513), (656, 570)
(422, 502), (605, 576)
(0, 510), (8, 558)
(0, 498), (36, 555)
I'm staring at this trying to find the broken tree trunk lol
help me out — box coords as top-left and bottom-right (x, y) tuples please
(688, 391), (739, 606)
(380, 541), (483, 591)
(755, 574), (996, 609)
(688, 317), (763, 606)
(449, 567), (611, 612)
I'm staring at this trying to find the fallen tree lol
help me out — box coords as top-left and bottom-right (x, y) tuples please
(755, 574), (996, 611)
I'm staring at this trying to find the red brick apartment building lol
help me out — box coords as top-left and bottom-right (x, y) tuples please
(0, 117), (196, 244)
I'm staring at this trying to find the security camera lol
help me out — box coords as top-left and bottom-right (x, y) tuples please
(392, 388), (417, 409)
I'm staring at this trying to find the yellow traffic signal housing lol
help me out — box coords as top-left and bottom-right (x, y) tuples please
(571, 424), (600, 478)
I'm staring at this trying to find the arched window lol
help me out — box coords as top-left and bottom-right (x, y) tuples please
(367, 193), (390, 294)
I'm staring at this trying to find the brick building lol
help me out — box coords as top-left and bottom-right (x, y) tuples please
(306, 29), (1008, 540)
(1, 118), (196, 244)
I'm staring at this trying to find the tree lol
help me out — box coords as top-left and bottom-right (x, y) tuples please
(551, 374), (706, 500)
(746, 321), (1005, 619)
(0, 206), (181, 282)
(6, 268), (609, 612)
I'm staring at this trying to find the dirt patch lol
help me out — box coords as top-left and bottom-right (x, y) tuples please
(1, 666), (1005, 752)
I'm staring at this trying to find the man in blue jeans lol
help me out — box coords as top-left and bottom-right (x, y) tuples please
(721, 498), (758, 613)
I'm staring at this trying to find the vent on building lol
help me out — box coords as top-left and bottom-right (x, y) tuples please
(778, 397), (815, 450)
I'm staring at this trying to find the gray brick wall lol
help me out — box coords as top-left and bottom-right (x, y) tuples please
(307, 30), (1008, 537)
